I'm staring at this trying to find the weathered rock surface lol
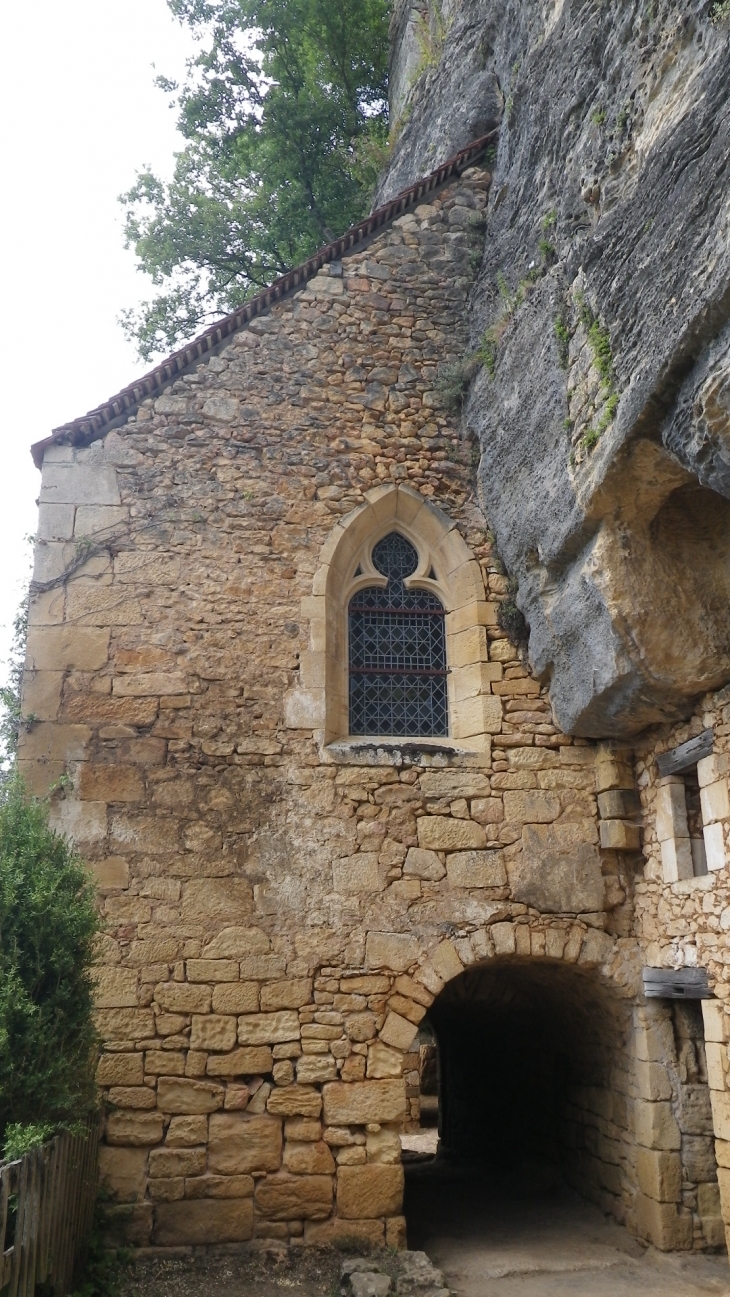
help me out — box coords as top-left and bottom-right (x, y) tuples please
(379, 0), (730, 737)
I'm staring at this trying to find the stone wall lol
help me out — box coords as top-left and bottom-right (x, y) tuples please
(18, 153), (730, 1256)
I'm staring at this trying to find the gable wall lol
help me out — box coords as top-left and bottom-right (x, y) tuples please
(20, 164), (724, 1251)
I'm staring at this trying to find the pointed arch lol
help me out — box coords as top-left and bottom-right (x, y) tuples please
(285, 484), (500, 750)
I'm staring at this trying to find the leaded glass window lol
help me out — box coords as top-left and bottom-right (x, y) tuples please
(348, 532), (448, 737)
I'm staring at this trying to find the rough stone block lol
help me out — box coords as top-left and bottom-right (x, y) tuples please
(660, 835), (694, 883)
(95, 1008), (154, 1041)
(89, 857), (130, 891)
(208, 1113), (282, 1174)
(26, 625), (111, 673)
(154, 1198), (253, 1245)
(446, 850), (506, 888)
(296, 1055), (338, 1084)
(417, 817), (487, 851)
(701, 779), (730, 825)
(185, 1174), (254, 1198)
(704, 821), (727, 872)
(19, 722), (91, 765)
(94, 966), (138, 1009)
(190, 1015), (237, 1052)
(337, 1164), (404, 1219)
(333, 853), (382, 893)
(204, 927), (270, 958)
(77, 764), (143, 803)
(144, 1051), (185, 1077)
(149, 1147), (206, 1178)
(40, 462), (121, 506)
(212, 983), (260, 1014)
(255, 1173), (333, 1221)
(283, 1141), (336, 1175)
(20, 670), (62, 722)
(237, 1011), (301, 1044)
(50, 799), (107, 849)
(634, 1101), (681, 1151)
(304, 1217), (384, 1247)
(511, 826), (604, 913)
(323, 1080), (406, 1126)
(187, 960), (239, 983)
(98, 1146), (148, 1202)
(166, 1116), (208, 1147)
(261, 979), (313, 1011)
(207, 1047), (273, 1076)
(635, 1194), (693, 1250)
(380, 1012), (418, 1052)
(403, 848), (445, 881)
(503, 790), (560, 824)
(451, 693), (503, 737)
(106, 1111), (165, 1146)
(181, 878), (253, 922)
(267, 1085), (323, 1118)
(366, 931), (418, 973)
(636, 1148), (681, 1202)
(157, 1077), (224, 1114)
(599, 820), (641, 851)
(101, 1202), (153, 1248)
(155, 982), (212, 1014)
(702, 999), (727, 1044)
(97, 1053), (144, 1087)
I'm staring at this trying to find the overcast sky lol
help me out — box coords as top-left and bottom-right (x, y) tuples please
(0, 1), (196, 682)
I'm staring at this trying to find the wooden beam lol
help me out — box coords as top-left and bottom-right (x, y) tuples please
(656, 729), (713, 778)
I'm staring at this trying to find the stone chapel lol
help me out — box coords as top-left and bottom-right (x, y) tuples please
(19, 123), (730, 1255)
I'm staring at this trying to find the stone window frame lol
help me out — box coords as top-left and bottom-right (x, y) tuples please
(285, 484), (501, 758)
(656, 752), (729, 883)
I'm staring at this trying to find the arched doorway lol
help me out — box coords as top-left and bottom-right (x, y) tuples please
(403, 958), (638, 1261)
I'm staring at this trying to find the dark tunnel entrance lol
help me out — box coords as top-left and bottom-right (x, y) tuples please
(403, 958), (636, 1254)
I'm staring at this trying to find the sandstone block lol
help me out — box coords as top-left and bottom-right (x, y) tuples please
(702, 999), (727, 1044)
(333, 853), (382, 893)
(41, 462), (121, 506)
(255, 1173), (333, 1221)
(635, 1194), (693, 1251)
(26, 625), (110, 671)
(155, 983), (212, 1014)
(187, 959), (239, 983)
(511, 826), (605, 913)
(304, 1218), (384, 1247)
(599, 820), (641, 851)
(267, 1085), (323, 1118)
(283, 1141), (336, 1175)
(701, 779), (730, 825)
(366, 931), (418, 973)
(635, 1100), (681, 1151)
(94, 966), (138, 1009)
(240, 954), (287, 979)
(106, 1111), (164, 1146)
(655, 780), (688, 843)
(212, 983), (259, 1014)
(417, 817), (486, 852)
(366, 1128), (402, 1165)
(157, 1077), (224, 1114)
(503, 790), (560, 824)
(78, 764), (143, 803)
(428, 940), (464, 983)
(446, 850), (506, 889)
(51, 799), (106, 849)
(97, 1053), (144, 1087)
(20, 670), (62, 723)
(181, 878), (253, 922)
(260, 979), (313, 1011)
(166, 1116), (208, 1147)
(636, 1148), (681, 1202)
(403, 848), (445, 881)
(101, 1202), (153, 1248)
(95, 1008), (154, 1042)
(418, 772), (491, 799)
(323, 1080), (406, 1126)
(451, 693), (503, 738)
(337, 1164), (404, 1219)
(285, 1118), (322, 1142)
(204, 927), (270, 958)
(378, 1012), (417, 1052)
(704, 821), (727, 872)
(89, 857), (130, 891)
(208, 1113), (282, 1174)
(149, 1147), (206, 1179)
(19, 722), (91, 765)
(144, 1052), (185, 1076)
(296, 1055), (338, 1083)
(184, 1174), (254, 1198)
(367, 1042), (404, 1079)
(238, 1011), (301, 1044)
(112, 672), (187, 697)
(207, 1047), (273, 1076)
(154, 1198), (253, 1245)
(635, 1061), (672, 1102)
(109, 1087), (156, 1110)
(98, 1146), (148, 1202)
(387, 994), (425, 1026)
(190, 1015), (237, 1052)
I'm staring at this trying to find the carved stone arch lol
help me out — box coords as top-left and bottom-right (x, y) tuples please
(285, 484), (500, 750)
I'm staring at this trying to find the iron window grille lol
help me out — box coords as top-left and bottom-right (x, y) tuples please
(349, 532), (448, 737)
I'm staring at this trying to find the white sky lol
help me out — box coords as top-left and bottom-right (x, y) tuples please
(0, 0), (196, 681)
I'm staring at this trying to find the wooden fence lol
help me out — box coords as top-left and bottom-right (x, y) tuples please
(0, 1117), (100, 1297)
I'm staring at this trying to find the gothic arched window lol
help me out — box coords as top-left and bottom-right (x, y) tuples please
(348, 532), (448, 737)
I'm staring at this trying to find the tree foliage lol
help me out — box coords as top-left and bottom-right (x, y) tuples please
(121, 0), (390, 360)
(0, 782), (101, 1153)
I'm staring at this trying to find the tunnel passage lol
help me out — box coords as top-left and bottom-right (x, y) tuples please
(406, 959), (635, 1225)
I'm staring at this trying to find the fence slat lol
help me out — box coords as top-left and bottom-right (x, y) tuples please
(0, 1115), (100, 1297)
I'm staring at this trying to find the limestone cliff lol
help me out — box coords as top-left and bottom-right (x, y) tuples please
(378, 0), (730, 739)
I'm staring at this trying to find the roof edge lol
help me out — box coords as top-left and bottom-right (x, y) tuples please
(31, 128), (498, 469)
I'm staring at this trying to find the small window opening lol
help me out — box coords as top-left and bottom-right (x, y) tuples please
(348, 532), (447, 737)
(684, 767), (708, 877)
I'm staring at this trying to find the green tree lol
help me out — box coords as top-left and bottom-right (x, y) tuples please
(0, 781), (100, 1154)
(121, 0), (390, 360)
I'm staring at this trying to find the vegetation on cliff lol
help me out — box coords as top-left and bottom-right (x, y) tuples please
(121, 0), (390, 360)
